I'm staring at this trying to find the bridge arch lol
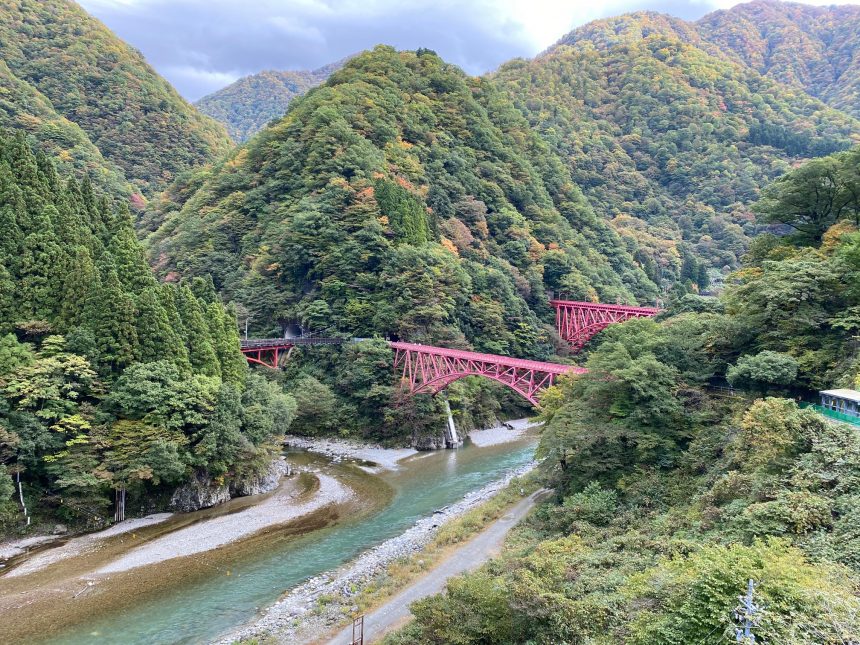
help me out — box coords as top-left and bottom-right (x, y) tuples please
(391, 342), (584, 408)
(409, 371), (546, 406)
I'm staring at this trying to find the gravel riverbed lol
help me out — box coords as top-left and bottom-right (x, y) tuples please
(284, 435), (418, 471)
(221, 459), (538, 644)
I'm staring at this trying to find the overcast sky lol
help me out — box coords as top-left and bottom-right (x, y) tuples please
(78, 0), (856, 101)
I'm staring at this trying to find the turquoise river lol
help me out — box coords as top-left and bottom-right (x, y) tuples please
(46, 436), (537, 644)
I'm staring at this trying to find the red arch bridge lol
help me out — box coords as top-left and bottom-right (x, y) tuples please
(239, 338), (586, 406)
(239, 301), (657, 406)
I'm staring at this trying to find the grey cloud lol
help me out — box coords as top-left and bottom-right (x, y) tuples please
(79, 0), (724, 100)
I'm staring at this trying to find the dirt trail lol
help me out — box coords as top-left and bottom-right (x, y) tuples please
(322, 489), (546, 645)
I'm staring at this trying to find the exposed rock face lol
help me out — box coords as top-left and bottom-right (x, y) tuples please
(169, 473), (231, 512)
(412, 433), (447, 451)
(170, 458), (292, 512)
(231, 458), (291, 497)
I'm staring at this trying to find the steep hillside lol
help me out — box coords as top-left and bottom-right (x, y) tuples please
(0, 129), (297, 530)
(196, 60), (347, 142)
(0, 0), (232, 194)
(496, 12), (860, 274)
(148, 47), (659, 359)
(698, 0), (860, 118)
(0, 59), (130, 198)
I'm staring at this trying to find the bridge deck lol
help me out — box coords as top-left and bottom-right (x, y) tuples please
(239, 337), (343, 349)
(549, 299), (660, 315)
(388, 341), (586, 375)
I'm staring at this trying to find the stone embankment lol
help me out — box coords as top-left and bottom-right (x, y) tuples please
(223, 459), (537, 644)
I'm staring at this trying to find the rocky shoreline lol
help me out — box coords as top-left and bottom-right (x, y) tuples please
(221, 459), (538, 644)
(284, 435), (418, 471)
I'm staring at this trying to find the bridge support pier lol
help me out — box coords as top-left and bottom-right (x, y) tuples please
(443, 399), (462, 449)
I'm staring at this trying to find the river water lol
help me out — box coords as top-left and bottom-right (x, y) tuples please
(47, 436), (537, 644)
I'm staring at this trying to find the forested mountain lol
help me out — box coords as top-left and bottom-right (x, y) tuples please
(190, 5), (860, 280)
(0, 58), (130, 199)
(498, 11), (860, 275)
(0, 0), (232, 195)
(698, 0), (860, 118)
(0, 130), (294, 529)
(148, 47), (659, 358)
(196, 59), (348, 142)
(387, 152), (860, 643)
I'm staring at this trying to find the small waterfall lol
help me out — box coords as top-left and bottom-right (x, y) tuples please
(443, 398), (462, 448)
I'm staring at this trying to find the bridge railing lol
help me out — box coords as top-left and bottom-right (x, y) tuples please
(239, 337), (344, 349)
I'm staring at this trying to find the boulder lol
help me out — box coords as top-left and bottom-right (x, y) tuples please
(412, 433), (447, 451)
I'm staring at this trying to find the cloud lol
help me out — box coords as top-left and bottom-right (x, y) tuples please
(76, 0), (859, 101)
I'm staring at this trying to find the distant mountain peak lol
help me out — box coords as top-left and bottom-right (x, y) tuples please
(195, 57), (353, 142)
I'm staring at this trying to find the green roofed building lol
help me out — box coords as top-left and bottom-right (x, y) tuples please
(819, 389), (860, 420)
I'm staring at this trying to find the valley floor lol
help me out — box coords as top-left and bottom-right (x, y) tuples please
(322, 488), (546, 645)
(0, 421), (539, 643)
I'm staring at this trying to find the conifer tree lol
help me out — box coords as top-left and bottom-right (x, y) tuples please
(135, 287), (187, 365)
(0, 166), (23, 262)
(60, 246), (99, 330)
(109, 208), (155, 293)
(176, 285), (219, 377)
(156, 284), (191, 371)
(206, 301), (247, 387)
(92, 267), (139, 372)
(190, 275), (218, 304)
(17, 205), (64, 321)
(0, 264), (15, 331)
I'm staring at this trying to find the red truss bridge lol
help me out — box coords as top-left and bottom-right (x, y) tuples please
(238, 300), (657, 405)
(391, 342), (586, 406)
(239, 337), (343, 368)
(550, 299), (660, 351)
(239, 338), (585, 406)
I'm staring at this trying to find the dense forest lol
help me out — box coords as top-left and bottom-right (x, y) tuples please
(2, 4), (860, 639)
(699, 0), (860, 118)
(148, 47), (659, 349)
(385, 149), (860, 643)
(0, 130), (295, 531)
(191, 8), (860, 283)
(500, 11), (860, 273)
(195, 59), (348, 142)
(0, 0), (232, 196)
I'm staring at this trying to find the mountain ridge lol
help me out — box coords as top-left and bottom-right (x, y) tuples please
(195, 58), (351, 142)
(0, 0), (233, 195)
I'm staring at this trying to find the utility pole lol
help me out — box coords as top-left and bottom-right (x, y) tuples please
(735, 579), (761, 643)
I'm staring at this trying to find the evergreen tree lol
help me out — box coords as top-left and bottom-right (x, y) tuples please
(0, 264), (15, 330)
(59, 246), (99, 330)
(108, 208), (155, 293)
(92, 267), (139, 372)
(206, 301), (246, 387)
(176, 285), (219, 377)
(17, 205), (64, 321)
(135, 287), (186, 366)
(155, 284), (191, 371)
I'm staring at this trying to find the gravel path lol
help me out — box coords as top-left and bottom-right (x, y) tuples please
(221, 460), (536, 644)
(325, 489), (545, 644)
(95, 474), (350, 574)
